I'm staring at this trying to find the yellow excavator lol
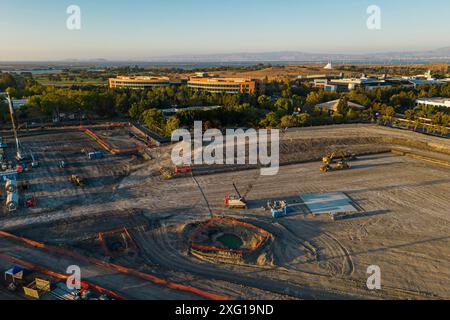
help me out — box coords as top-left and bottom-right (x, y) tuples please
(69, 175), (84, 187)
(320, 151), (351, 173)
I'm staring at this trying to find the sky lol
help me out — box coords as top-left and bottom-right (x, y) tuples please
(1, 0), (450, 61)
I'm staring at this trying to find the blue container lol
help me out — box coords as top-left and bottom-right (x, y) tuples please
(88, 151), (104, 160)
(272, 206), (289, 218)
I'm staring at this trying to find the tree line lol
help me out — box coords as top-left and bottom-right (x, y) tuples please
(1, 71), (449, 136)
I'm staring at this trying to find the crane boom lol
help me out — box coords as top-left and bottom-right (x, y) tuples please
(232, 182), (242, 199)
(5, 94), (23, 160)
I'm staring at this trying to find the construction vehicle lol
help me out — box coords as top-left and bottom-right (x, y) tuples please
(321, 160), (350, 173)
(6, 192), (19, 212)
(5, 179), (17, 193)
(175, 165), (192, 174)
(69, 175), (84, 187)
(321, 150), (351, 173)
(26, 196), (37, 208)
(30, 150), (38, 168)
(5, 94), (25, 161)
(224, 183), (247, 209)
(322, 151), (337, 165)
(160, 167), (174, 180)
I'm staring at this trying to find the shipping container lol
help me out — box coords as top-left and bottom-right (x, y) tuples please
(88, 151), (104, 160)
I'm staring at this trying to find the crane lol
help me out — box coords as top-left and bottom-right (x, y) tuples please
(224, 182), (247, 209)
(5, 93), (24, 161)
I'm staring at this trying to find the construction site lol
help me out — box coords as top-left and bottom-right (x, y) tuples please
(0, 97), (449, 300)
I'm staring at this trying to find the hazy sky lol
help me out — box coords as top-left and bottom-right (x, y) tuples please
(1, 0), (450, 61)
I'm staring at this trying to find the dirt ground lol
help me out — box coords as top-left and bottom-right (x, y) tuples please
(0, 124), (449, 300)
(208, 63), (450, 80)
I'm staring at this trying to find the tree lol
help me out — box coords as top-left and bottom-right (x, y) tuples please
(381, 106), (396, 118)
(274, 98), (292, 112)
(129, 102), (144, 119)
(257, 95), (271, 109)
(296, 113), (310, 126)
(346, 108), (360, 120)
(280, 115), (296, 128)
(335, 97), (349, 116)
(389, 91), (416, 112)
(165, 116), (180, 136)
(404, 109), (415, 121)
(260, 112), (279, 128)
(431, 112), (446, 126)
(141, 108), (165, 134)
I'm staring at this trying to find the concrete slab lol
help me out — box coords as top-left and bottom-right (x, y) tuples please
(300, 192), (359, 215)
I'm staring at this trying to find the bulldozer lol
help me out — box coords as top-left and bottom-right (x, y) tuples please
(69, 175), (84, 187)
(224, 183), (247, 209)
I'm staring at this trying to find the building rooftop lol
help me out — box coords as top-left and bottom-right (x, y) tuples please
(189, 76), (255, 84)
(316, 99), (366, 111)
(112, 76), (170, 81)
(416, 97), (450, 107)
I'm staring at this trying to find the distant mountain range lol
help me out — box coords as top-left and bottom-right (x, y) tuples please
(145, 47), (450, 63)
(11, 47), (448, 65)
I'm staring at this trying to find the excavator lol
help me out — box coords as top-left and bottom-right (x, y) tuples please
(69, 175), (84, 187)
(320, 151), (351, 173)
(224, 182), (247, 209)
